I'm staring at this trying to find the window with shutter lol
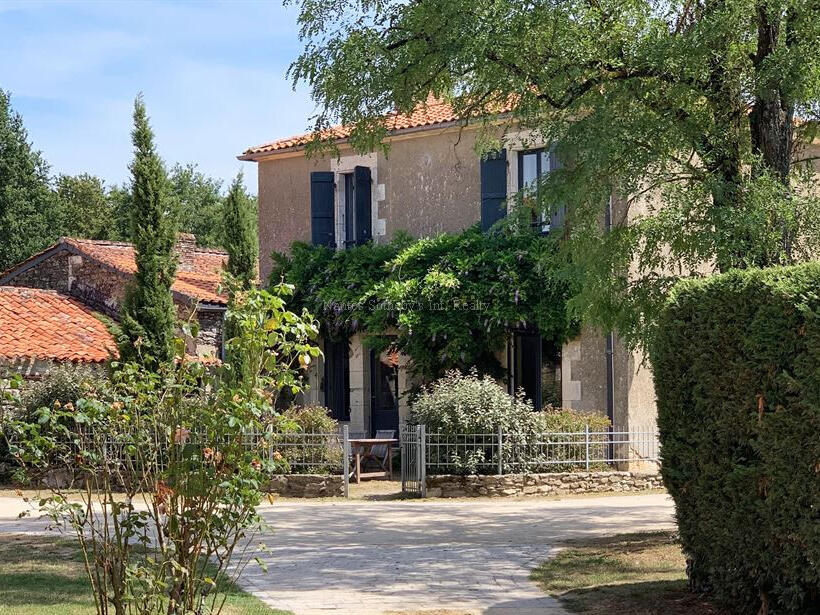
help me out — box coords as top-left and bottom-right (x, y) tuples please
(480, 149), (507, 231)
(310, 171), (335, 247)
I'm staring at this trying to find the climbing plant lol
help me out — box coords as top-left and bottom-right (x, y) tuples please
(271, 224), (575, 380)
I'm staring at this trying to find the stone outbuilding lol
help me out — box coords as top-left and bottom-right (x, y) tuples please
(0, 234), (228, 360)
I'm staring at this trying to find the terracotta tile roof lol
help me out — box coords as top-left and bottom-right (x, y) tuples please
(240, 97), (481, 159)
(61, 238), (228, 305)
(0, 287), (118, 363)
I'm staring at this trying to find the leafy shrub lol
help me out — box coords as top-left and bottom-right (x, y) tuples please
(20, 364), (107, 422)
(270, 405), (342, 474)
(408, 370), (609, 474)
(280, 404), (338, 433)
(651, 264), (820, 614)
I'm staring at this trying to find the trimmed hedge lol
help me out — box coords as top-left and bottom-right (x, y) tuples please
(652, 264), (820, 613)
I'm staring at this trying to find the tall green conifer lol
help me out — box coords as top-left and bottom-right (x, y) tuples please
(222, 171), (258, 289)
(119, 95), (178, 365)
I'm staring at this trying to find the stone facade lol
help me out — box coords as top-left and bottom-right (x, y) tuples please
(265, 474), (345, 497)
(425, 471), (664, 498)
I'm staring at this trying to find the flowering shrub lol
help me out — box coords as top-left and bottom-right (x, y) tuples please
(6, 283), (320, 615)
(408, 370), (609, 475)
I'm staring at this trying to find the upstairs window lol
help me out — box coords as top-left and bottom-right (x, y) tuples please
(518, 146), (564, 233)
(518, 148), (551, 233)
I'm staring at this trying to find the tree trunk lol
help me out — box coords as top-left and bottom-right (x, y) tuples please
(748, 3), (796, 259)
(749, 3), (794, 185)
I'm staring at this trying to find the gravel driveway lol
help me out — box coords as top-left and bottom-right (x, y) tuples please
(0, 491), (675, 615)
(242, 492), (675, 615)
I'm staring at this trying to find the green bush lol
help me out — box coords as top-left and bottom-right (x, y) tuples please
(408, 370), (609, 474)
(21, 364), (108, 422)
(651, 263), (820, 614)
(270, 405), (341, 474)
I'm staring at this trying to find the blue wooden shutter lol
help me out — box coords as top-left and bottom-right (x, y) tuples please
(354, 166), (372, 245)
(480, 149), (507, 231)
(310, 171), (335, 247)
(549, 147), (566, 231)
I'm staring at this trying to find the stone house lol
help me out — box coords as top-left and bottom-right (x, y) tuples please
(237, 99), (712, 436)
(0, 234), (228, 360)
(0, 286), (118, 380)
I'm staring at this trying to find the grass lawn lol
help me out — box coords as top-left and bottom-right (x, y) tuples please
(531, 531), (722, 615)
(0, 533), (291, 615)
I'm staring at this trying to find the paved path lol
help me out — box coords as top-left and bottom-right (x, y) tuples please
(242, 492), (675, 615)
(0, 492), (676, 615)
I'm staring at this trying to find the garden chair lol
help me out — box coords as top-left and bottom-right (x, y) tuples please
(369, 429), (396, 470)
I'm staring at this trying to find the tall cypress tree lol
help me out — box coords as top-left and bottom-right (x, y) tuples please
(222, 171), (257, 289)
(119, 95), (178, 365)
(0, 89), (59, 270)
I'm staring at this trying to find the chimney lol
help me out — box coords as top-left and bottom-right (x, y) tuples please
(175, 233), (197, 252)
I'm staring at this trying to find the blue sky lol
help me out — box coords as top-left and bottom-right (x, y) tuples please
(0, 0), (317, 194)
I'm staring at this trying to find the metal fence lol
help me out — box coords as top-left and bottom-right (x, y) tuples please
(420, 425), (660, 475)
(242, 428), (346, 475)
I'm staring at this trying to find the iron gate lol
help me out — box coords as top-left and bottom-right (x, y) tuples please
(400, 424), (426, 497)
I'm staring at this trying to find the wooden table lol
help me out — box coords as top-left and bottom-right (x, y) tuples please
(349, 438), (398, 483)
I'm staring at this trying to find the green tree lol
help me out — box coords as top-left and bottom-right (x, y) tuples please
(0, 89), (59, 270)
(222, 171), (258, 287)
(169, 162), (224, 248)
(119, 95), (179, 366)
(288, 0), (820, 348)
(55, 173), (116, 240)
(107, 184), (133, 241)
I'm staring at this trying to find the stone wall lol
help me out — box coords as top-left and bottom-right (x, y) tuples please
(425, 471), (664, 498)
(266, 474), (345, 497)
(7, 250), (72, 294)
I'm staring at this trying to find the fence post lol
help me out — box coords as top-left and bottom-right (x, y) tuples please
(267, 422), (273, 464)
(497, 424), (504, 476)
(342, 424), (350, 499)
(419, 424), (427, 499)
(585, 424), (590, 471)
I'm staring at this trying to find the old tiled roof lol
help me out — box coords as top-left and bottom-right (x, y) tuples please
(64, 238), (228, 305)
(240, 98), (477, 159)
(0, 287), (118, 363)
(3, 238), (229, 306)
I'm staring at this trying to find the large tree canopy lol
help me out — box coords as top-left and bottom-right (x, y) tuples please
(288, 0), (820, 348)
(55, 173), (118, 241)
(0, 89), (59, 270)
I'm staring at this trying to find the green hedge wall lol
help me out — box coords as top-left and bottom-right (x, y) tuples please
(651, 264), (820, 613)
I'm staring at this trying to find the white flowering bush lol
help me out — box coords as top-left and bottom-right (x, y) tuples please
(408, 370), (609, 474)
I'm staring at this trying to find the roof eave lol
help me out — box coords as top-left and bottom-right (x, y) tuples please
(237, 118), (471, 162)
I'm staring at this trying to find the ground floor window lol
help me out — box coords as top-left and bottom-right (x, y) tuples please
(324, 337), (350, 421)
(509, 332), (561, 410)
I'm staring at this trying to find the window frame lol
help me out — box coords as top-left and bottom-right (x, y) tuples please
(517, 147), (552, 234)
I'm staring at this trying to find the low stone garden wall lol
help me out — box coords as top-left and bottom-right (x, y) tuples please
(425, 471), (664, 498)
(266, 474), (345, 498)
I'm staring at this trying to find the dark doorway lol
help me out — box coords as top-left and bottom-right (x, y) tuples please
(370, 346), (400, 436)
(510, 332), (562, 411)
(324, 337), (350, 421)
